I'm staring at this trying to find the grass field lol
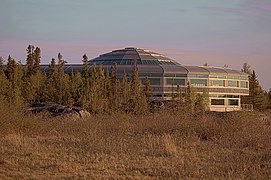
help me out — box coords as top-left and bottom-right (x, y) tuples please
(1, 105), (271, 179)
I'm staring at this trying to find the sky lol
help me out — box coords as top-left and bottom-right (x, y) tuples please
(0, 0), (270, 90)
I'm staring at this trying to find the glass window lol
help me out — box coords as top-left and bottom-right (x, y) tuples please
(137, 60), (142, 65)
(210, 80), (225, 87)
(190, 79), (207, 86)
(209, 75), (227, 79)
(164, 74), (187, 77)
(126, 60), (132, 65)
(176, 74), (187, 77)
(149, 73), (163, 77)
(240, 81), (248, 88)
(228, 80), (239, 87)
(188, 74), (209, 78)
(228, 76), (240, 80)
(142, 78), (161, 85)
(227, 95), (239, 98)
(211, 99), (225, 105)
(240, 76), (249, 80)
(228, 99), (239, 106)
(96, 61), (104, 65)
(166, 78), (185, 86)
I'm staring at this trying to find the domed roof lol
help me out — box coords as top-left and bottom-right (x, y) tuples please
(88, 47), (181, 66)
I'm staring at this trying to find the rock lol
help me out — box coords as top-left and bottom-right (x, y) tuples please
(28, 102), (90, 119)
(78, 109), (91, 119)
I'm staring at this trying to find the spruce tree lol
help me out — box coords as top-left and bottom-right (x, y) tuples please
(82, 54), (89, 79)
(46, 58), (59, 102)
(268, 89), (271, 108)
(131, 60), (140, 97)
(33, 47), (41, 74)
(121, 72), (130, 111)
(0, 56), (4, 77)
(184, 82), (196, 116)
(241, 62), (252, 74)
(247, 70), (267, 110)
(23, 46), (43, 102)
(129, 61), (148, 114)
(25, 45), (35, 77)
(6, 56), (24, 106)
(70, 72), (83, 106)
(143, 77), (151, 103)
(57, 52), (67, 104)
(110, 64), (119, 111)
(0, 57), (8, 102)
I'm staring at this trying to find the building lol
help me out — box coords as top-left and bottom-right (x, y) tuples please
(60, 47), (250, 112)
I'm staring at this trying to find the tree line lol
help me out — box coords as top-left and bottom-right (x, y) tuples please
(241, 63), (271, 110)
(0, 45), (211, 115)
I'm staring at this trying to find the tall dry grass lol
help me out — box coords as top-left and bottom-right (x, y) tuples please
(1, 105), (271, 179)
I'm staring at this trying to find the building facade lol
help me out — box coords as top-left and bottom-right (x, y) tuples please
(56, 47), (249, 112)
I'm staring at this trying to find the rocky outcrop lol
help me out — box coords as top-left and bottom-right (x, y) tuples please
(28, 102), (90, 119)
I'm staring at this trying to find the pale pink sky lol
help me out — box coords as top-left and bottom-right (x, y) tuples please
(0, 0), (270, 90)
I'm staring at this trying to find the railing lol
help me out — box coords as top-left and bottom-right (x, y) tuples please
(241, 104), (253, 111)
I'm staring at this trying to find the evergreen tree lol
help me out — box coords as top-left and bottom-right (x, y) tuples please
(247, 70), (267, 110)
(184, 82), (196, 116)
(110, 64), (119, 110)
(33, 47), (41, 74)
(6, 55), (17, 81)
(46, 58), (59, 102)
(176, 85), (184, 111)
(268, 89), (271, 108)
(194, 90), (209, 115)
(121, 72), (130, 110)
(5, 56), (24, 106)
(25, 45), (35, 77)
(23, 46), (43, 102)
(129, 61), (148, 114)
(0, 56), (4, 77)
(57, 52), (67, 104)
(143, 77), (151, 103)
(0, 57), (8, 102)
(131, 60), (140, 97)
(241, 62), (252, 74)
(82, 54), (89, 79)
(96, 65), (109, 113)
(70, 72), (83, 106)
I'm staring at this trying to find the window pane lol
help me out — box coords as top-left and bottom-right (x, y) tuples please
(228, 80), (239, 87)
(191, 79), (207, 86)
(142, 78), (161, 85)
(166, 78), (185, 85)
(188, 74), (208, 78)
(227, 95), (239, 98)
(228, 99), (239, 106)
(240, 81), (248, 88)
(211, 99), (225, 105)
(210, 80), (225, 86)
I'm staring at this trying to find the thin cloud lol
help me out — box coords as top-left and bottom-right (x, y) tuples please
(202, 0), (271, 19)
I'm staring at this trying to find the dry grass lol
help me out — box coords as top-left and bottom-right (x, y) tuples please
(1, 105), (271, 179)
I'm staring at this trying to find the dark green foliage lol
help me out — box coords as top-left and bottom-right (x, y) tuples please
(243, 70), (268, 110)
(143, 77), (151, 103)
(82, 54), (89, 79)
(4, 45), (261, 116)
(5, 55), (24, 106)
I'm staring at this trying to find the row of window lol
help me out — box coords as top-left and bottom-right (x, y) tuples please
(210, 80), (248, 88)
(138, 77), (248, 88)
(89, 60), (177, 66)
(209, 94), (239, 98)
(138, 78), (248, 88)
(166, 79), (248, 88)
(210, 75), (248, 80)
(211, 99), (239, 106)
